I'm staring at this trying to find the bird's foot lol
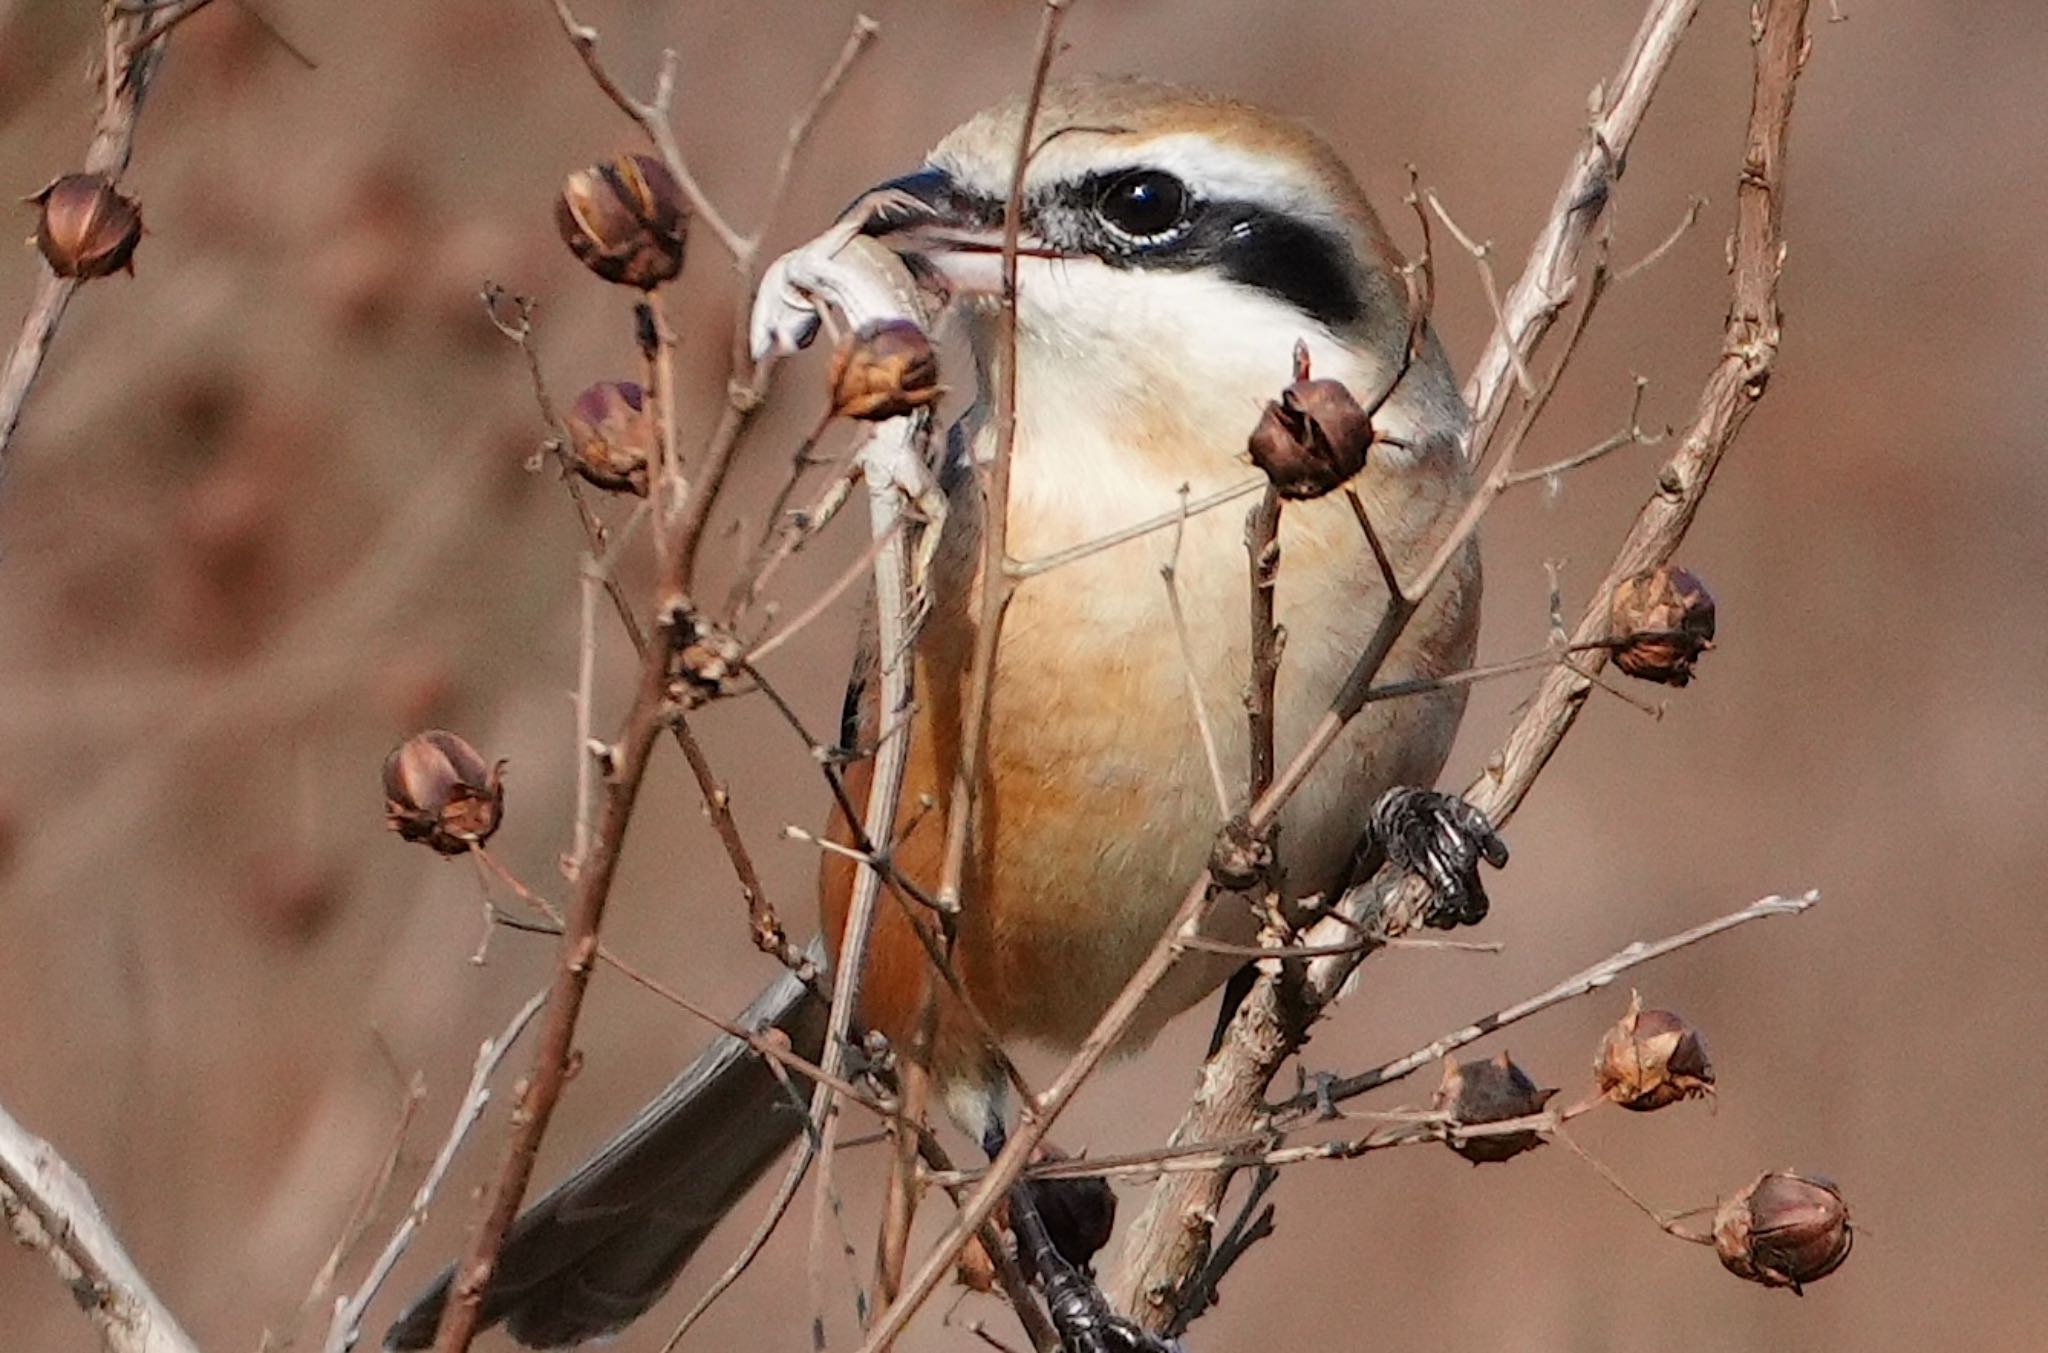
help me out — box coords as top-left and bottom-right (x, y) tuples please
(1013, 1187), (1175, 1353)
(1371, 787), (1508, 929)
(1037, 1260), (1177, 1353)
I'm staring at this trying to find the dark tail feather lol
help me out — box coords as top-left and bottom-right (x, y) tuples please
(385, 956), (829, 1349)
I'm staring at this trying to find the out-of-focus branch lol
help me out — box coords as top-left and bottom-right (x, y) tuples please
(0, 4), (172, 486)
(0, 1097), (202, 1353)
(1463, 0), (1701, 457)
(1111, 0), (1811, 1330)
(323, 989), (547, 1353)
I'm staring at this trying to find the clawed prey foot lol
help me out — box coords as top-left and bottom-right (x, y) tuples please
(1371, 786), (1508, 929)
(1010, 1180), (1176, 1353)
(984, 1125), (1177, 1353)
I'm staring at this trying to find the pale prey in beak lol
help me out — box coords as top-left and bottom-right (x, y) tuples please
(849, 166), (1067, 297)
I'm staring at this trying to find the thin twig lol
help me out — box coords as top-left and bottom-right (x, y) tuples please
(427, 644), (677, 1352)
(490, 292), (814, 982)
(1109, 0), (1812, 1327)
(1428, 191), (1535, 397)
(848, 9), (1077, 1348)
(932, 0), (1070, 915)
(784, 241), (949, 1345)
(545, 0), (746, 260)
(1615, 194), (1708, 283)
(749, 15), (882, 267)
(0, 3), (171, 489)
(1005, 477), (1265, 580)
(1273, 891), (1818, 1119)
(325, 991), (547, 1353)
(748, 513), (905, 663)
(1245, 488), (1283, 802)
(287, 1075), (424, 1351)
(568, 563), (599, 879)
(1463, 0), (1704, 457)
(1162, 497), (1233, 820)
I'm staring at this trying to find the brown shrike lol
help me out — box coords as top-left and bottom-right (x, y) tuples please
(391, 76), (1486, 1350)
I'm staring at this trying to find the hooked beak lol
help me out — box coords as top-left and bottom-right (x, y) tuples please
(844, 167), (1062, 297)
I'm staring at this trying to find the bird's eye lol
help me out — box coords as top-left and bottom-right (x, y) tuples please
(1094, 170), (1190, 241)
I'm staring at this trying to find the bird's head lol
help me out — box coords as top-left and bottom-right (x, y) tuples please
(853, 77), (1466, 468)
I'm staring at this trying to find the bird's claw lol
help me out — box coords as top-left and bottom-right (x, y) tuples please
(1371, 786), (1508, 929)
(1039, 1265), (1178, 1353)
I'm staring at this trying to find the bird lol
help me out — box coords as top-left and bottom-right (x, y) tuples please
(389, 75), (1488, 1350)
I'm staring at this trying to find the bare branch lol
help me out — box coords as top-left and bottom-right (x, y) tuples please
(0, 3), (174, 487)
(1276, 891), (1817, 1119)
(325, 990), (548, 1353)
(1111, 0), (1813, 1327)
(932, 0), (1072, 915)
(1464, 0), (1703, 456)
(0, 1098), (203, 1353)
(545, 0), (746, 260)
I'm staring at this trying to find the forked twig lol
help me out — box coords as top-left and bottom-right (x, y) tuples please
(324, 991), (547, 1353)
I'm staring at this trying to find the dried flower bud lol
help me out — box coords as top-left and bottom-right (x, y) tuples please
(1595, 990), (1715, 1112)
(1714, 1171), (1853, 1293)
(1246, 342), (1375, 500)
(1433, 1051), (1557, 1164)
(554, 153), (687, 290)
(383, 730), (504, 855)
(828, 319), (941, 421)
(564, 380), (654, 495)
(1610, 565), (1716, 685)
(28, 173), (142, 279)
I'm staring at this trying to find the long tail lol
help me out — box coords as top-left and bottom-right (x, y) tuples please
(385, 959), (828, 1349)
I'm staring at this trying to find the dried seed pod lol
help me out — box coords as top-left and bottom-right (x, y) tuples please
(564, 380), (654, 495)
(828, 319), (941, 421)
(555, 153), (688, 290)
(1595, 990), (1715, 1111)
(1714, 1171), (1853, 1293)
(28, 173), (142, 279)
(1246, 342), (1375, 500)
(1432, 1051), (1557, 1164)
(383, 730), (504, 855)
(1610, 565), (1716, 685)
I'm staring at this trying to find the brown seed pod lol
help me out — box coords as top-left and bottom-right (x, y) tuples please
(564, 380), (654, 495)
(1610, 565), (1717, 685)
(28, 173), (143, 279)
(1432, 1051), (1558, 1164)
(382, 730), (504, 855)
(828, 319), (941, 421)
(555, 153), (688, 290)
(1595, 990), (1715, 1111)
(1246, 341), (1375, 500)
(1714, 1171), (1853, 1293)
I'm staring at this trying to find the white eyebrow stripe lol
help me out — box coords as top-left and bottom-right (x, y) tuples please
(935, 132), (1335, 224)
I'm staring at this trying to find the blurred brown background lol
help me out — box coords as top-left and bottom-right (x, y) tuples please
(2, 1), (2042, 1350)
